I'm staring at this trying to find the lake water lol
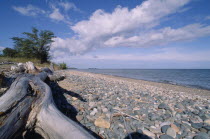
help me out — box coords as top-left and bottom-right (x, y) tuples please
(78, 69), (210, 90)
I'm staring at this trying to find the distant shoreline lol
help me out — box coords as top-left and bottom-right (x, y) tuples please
(70, 69), (210, 94)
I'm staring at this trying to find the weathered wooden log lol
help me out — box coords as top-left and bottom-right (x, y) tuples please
(0, 62), (95, 139)
(0, 74), (34, 138)
(26, 77), (94, 139)
(50, 63), (54, 72)
(11, 65), (25, 73)
(48, 74), (65, 81)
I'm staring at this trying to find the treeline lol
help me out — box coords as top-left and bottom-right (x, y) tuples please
(1, 28), (55, 64)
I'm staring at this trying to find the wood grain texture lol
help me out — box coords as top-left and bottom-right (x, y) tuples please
(0, 62), (95, 139)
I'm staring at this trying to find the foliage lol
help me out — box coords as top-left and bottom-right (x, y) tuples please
(59, 62), (68, 69)
(11, 27), (55, 63)
(2, 48), (17, 57)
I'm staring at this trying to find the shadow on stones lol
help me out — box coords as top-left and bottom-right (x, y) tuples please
(48, 80), (102, 139)
(124, 132), (152, 139)
(20, 130), (44, 139)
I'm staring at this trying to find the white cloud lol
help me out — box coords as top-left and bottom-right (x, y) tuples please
(104, 24), (210, 47)
(12, 4), (71, 23)
(49, 7), (65, 21)
(52, 0), (198, 57)
(91, 51), (210, 62)
(51, 48), (210, 69)
(58, 2), (79, 11)
(12, 5), (46, 16)
(177, 7), (191, 13)
(71, 0), (190, 38)
(51, 0), (210, 59)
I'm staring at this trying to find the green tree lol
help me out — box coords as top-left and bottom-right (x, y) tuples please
(2, 48), (17, 57)
(59, 62), (68, 69)
(12, 27), (55, 63)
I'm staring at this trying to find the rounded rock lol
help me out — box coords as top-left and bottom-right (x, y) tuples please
(191, 123), (203, 129)
(160, 134), (174, 139)
(171, 123), (180, 133)
(166, 127), (176, 138)
(161, 125), (170, 133)
(193, 132), (209, 139)
(204, 119), (210, 125)
(142, 129), (155, 138)
(158, 103), (169, 110)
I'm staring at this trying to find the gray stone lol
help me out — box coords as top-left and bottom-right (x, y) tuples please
(200, 114), (210, 121)
(199, 128), (208, 133)
(90, 108), (98, 116)
(148, 113), (159, 121)
(193, 132), (209, 139)
(160, 122), (171, 127)
(166, 127), (176, 138)
(190, 116), (203, 123)
(134, 110), (141, 115)
(182, 121), (191, 129)
(89, 102), (96, 108)
(203, 125), (210, 131)
(137, 129), (143, 134)
(161, 125), (170, 133)
(175, 103), (185, 109)
(181, 131), (188, 138)
(191, 123), (203, 129)
(176, 134), (181, 139)
(175, 113), (181, 119)
(160, 134), (174, 139)
(142, 129), (155, 138)
(204, 119), (210, 125)
(162, 113), (171, 120)
(149, 126), (161, 134)
(192, 110), (200, 115)
(158, 103), (169, 110)
(195, 106), (203, 111)
(102, 107), (108, 113)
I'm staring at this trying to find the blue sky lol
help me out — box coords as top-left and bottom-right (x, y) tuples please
(0, 0), (210, 69)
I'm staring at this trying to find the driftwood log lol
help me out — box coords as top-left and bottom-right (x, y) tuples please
(0, 62), (95, 139)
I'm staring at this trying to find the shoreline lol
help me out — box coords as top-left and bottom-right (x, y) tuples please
(55, 70), (210, 139)
(76, 69), (210, 92)
(69, 70), (210, 97)
(91, 73), (210, 91)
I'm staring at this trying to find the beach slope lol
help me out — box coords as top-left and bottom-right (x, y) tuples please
(56, 70), (210, 139)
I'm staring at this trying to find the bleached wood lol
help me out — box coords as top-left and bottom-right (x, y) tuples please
(50, 63), (54, 72)
(0, 74), (33, 138)
(0, 62), (95, 139)
(0, 75), (30, 112)
(25, 61), (35, 71)
(27, 78), (94, 139)
(10, 65), (17, 71)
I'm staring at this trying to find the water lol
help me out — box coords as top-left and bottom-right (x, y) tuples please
(78, 69), (210, 90)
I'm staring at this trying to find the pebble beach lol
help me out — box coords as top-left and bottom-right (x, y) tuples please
(54, 70), (210, 139)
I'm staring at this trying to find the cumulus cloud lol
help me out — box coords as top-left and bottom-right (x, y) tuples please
(51, 0), (210, 58)
(72, 0), (190, 37)
(52, 23), (210, 55)
(104, 24), (210, 47)
(12, 5), (46, 16)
